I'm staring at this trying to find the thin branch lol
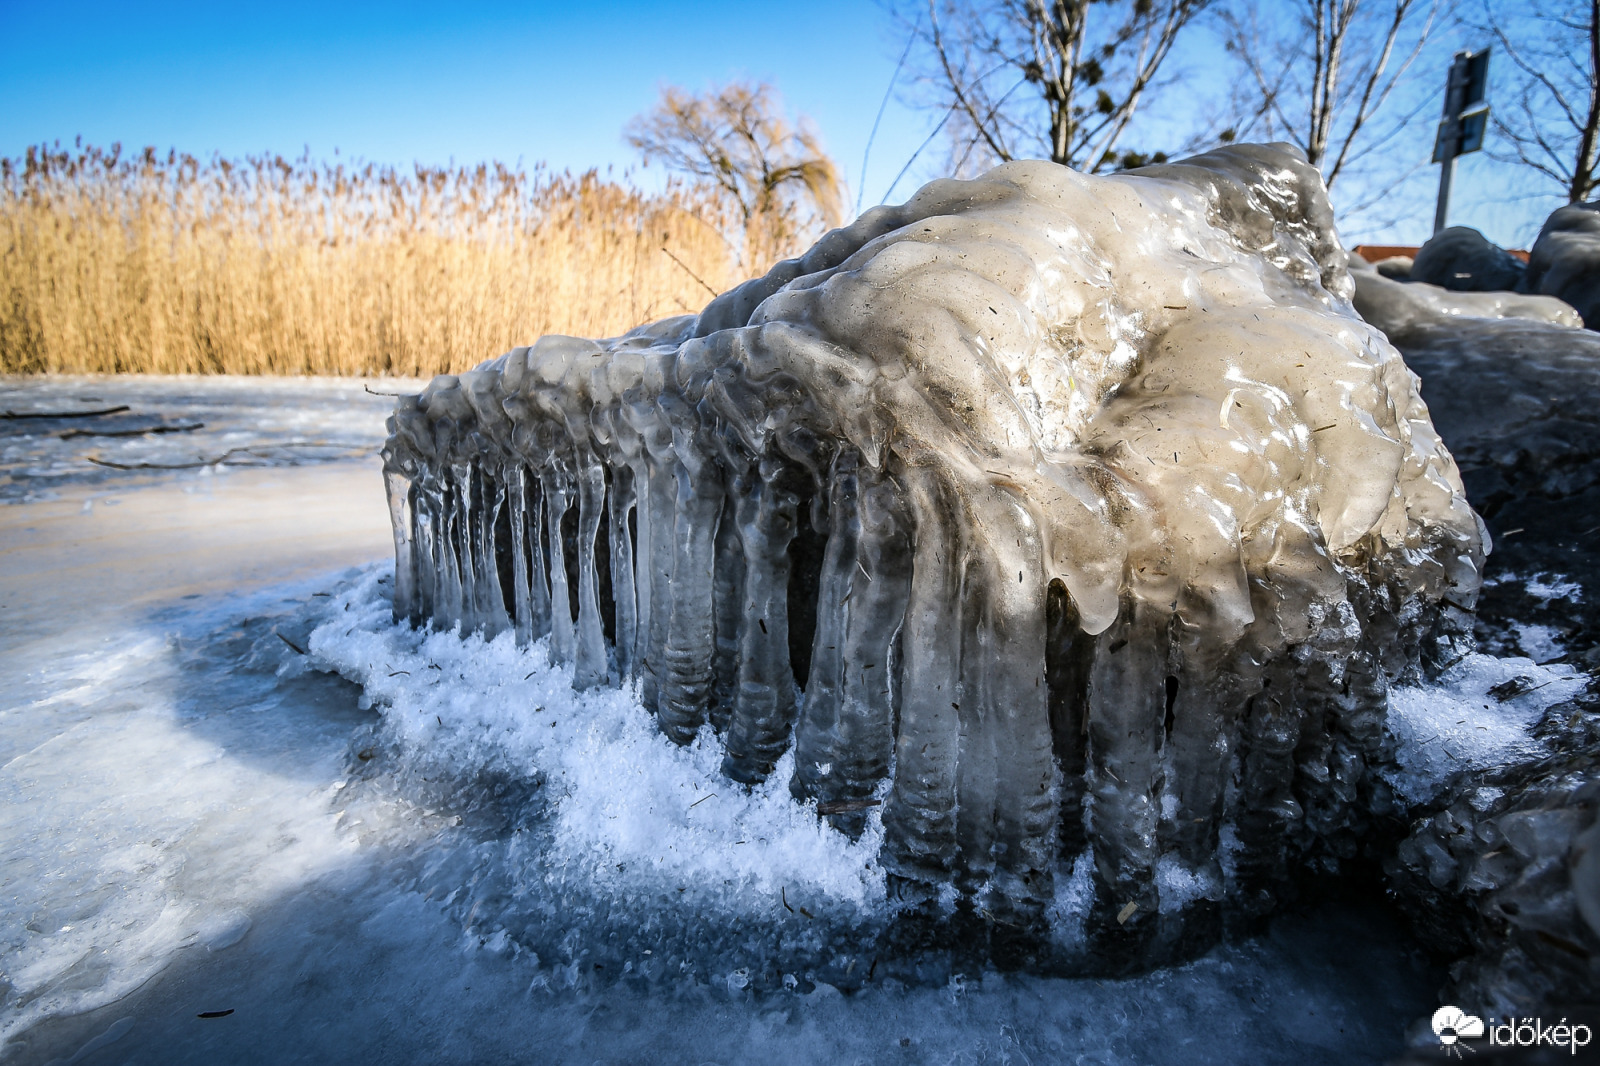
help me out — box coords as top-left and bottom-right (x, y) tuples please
(659, 246), (720, 298)
(927, 0), (1015, 162)
(858, 20), (922, 215)
(2, 404), (130, 419)
(59, 422), (204, 440)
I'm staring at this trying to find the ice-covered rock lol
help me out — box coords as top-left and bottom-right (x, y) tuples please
(1387, 206), (1600, 331)
(1410, 226), (1528, 293)
(1373, 254), (1414, 280)
(1388, 758), (1600, 1018)
(380, 143), (1486, 965)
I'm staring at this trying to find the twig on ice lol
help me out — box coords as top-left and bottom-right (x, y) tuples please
(86, 441), (363, 470)
(3, 405), (130, 419)
(61, 422), (204, 440)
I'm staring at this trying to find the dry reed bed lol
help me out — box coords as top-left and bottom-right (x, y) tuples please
(0, 144), (778, 377)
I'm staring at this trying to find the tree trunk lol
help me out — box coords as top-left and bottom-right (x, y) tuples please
(1572, 0), (1600, 203)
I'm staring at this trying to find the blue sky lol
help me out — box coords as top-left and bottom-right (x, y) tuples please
(0, 0), (1566, 247)
(0, 1), (937, 210)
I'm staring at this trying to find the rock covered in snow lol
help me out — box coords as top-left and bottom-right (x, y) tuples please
(1382, 206), (1600, 332)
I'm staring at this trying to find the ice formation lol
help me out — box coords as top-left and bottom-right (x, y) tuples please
(380, 144), (1485, 958)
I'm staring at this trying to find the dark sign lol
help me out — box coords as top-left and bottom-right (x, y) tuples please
(1463, 48), (1491, 109)
(1432, 108), (1490, 162)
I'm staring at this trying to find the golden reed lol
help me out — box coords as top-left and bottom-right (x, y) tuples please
(0, 143), (798, 377)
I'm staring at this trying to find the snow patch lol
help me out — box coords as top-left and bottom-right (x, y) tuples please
(1156, 853), (1217, 914)
(1385, 653), (1585, 804)
(1524, 573), (1583, 603)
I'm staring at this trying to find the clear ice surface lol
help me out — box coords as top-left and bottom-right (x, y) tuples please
(383, 144), (1487, 955)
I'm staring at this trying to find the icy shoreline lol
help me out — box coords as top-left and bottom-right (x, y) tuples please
(1, 560), (1447, 1065)
(0, 374), (1589, 1064)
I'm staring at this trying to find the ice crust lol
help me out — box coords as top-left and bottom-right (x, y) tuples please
(0, 375), (411, 502)
(0, 556), (1541, 1058)
(380, 144), (1485, 954)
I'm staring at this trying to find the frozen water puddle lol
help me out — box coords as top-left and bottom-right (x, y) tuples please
(4, 564), (1582, 1064)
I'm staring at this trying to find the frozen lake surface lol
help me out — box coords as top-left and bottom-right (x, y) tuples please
(1, 375), (1538, 1065)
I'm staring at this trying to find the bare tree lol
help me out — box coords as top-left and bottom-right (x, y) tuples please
(627, 81), (844, 267)
(1220, 0), (1441, 191)
(903, 0), (1213, 175)
(1481, 0), (1600, 204)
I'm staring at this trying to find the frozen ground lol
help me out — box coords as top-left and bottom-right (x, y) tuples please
(2, 376), (1576, 1066)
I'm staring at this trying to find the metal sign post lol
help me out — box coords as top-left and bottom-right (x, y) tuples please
(1433, 48), (1491, 234)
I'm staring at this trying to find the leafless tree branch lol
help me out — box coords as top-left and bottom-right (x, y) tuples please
(1478, 0), (1599, 203)
(898, 0), (1212, 174)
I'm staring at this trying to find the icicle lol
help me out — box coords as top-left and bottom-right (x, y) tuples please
(1159, 662), (1252, 891)
(573, 460), (611, 689)
(608, 463), (639, 680)
(384, 468), (418, 623)
(541, 470), (576, 666)
(1229, 658), (1303, 915)
(1045, 580), (1093, 859)
(881, 466), (965, 896)
(720, 463), (800, 783)
(655, 406), (724, 745)
(967, 506), (1054, 916)
(453, 461), (481, 633)
(710, 489), (745, 734)
(525, 474), (551, 641)
(815, 467), (912, 838)
(438, 475), (465, 629)
(790, 450), (861, 807)
(632, 411), (677, 714)
(420, 478), (445, 625)
(508, 468), (533, 645)
(477, 467), (512, 639)
(1083, 604), (1167, 960)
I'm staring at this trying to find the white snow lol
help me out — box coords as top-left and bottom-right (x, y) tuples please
(1156, 854), (1219, 914)
(1524, 573), (1583, 603)
(1385, 652), (1585, 804)
(1513, 622), (1567, 662)
(307, 568), (888, 913)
